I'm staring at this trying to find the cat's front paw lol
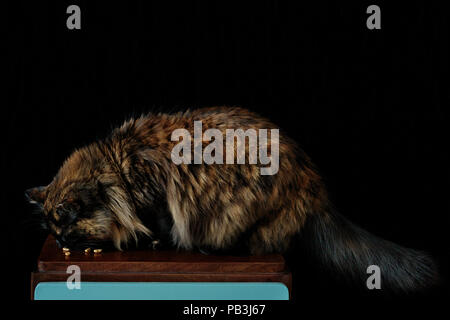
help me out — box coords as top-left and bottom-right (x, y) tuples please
(150, 239), (161, 250)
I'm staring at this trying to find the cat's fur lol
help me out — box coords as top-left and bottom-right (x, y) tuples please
(26, 106), (439, 292)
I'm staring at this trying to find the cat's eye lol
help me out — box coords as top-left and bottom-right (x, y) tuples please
(55, 202), (79, 224)
(55, 203), (64, 216)
(55, 203), (67, 215)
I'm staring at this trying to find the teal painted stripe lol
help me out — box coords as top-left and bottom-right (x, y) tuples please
(34, 282), (289, 300)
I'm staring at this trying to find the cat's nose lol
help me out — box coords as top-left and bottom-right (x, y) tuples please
(57, 233), (82, 248)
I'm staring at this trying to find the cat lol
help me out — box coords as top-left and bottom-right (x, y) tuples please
(26, 106), (439, 293)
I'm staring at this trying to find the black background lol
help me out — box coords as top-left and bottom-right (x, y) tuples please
(4, 0), (449, 314)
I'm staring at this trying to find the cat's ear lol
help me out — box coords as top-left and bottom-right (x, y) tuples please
(25, 186), (48, 205)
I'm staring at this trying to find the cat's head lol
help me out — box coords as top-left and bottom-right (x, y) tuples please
(25, 143), (151, 250)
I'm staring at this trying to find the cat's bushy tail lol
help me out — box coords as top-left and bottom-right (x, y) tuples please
(301, 207), (440, 293)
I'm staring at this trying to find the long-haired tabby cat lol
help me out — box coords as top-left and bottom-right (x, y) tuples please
(26, 107), (439, 293)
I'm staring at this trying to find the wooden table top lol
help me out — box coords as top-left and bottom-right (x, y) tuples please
(37, 235), (286, 273)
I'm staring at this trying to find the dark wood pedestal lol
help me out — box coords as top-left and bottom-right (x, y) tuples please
(31, 236), (292, 300)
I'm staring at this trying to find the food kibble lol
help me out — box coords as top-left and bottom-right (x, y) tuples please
(93, 248), (102, 253)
